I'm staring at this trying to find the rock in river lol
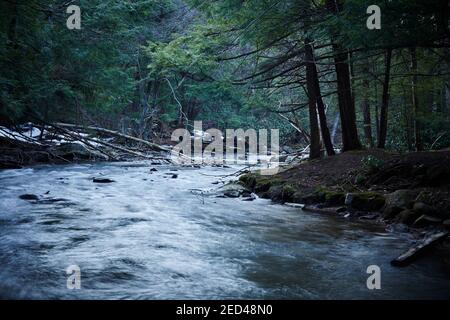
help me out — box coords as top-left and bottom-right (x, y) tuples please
(219, 182), (251, 198)
(19, 194), (40, 201)
(93, 177), (115, 183)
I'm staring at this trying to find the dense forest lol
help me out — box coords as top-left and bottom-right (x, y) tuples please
(1, 0), (449, 156)
(1, 0), (450, 300)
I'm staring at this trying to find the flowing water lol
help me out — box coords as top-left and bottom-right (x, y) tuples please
(0, 162), (449, 299)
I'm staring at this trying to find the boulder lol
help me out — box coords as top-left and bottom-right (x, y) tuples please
(317, 189), (345, 206)
(397, 209), (420, 225)
(254, 179), (277, 193)
(19, 194), (39, 201)
(220, 182), (251, 198)
(93, 177), (115, 183)
(258, 184), (297, 203)
(412, 202), (438, 217)
(382, 206), (403, 220)
(384, 189), (419, 209)
(292, 192), (324, 205)
(345, 192), (385, 211)
(224, 190), (240, 198)
(238, 174), (256, 190)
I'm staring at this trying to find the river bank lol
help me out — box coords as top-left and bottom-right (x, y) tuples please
(237, 149), (450, 265)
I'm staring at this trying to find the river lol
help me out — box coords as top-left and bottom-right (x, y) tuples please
(0, 162), (449, 299)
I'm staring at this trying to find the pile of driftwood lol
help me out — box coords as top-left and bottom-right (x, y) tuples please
(0, 122), (172, 169)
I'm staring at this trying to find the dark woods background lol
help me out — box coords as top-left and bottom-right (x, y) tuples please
(0, 0), (449, 153)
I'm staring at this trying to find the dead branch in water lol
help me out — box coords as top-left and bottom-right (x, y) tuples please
(46, 124), (118, 160)
(49, 124), (167, 161)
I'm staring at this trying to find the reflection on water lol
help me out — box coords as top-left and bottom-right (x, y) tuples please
(0, 162), (449, 299)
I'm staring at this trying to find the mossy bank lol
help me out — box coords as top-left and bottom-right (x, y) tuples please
(238, 150), (450, 231)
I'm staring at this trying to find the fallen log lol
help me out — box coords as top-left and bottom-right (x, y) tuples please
(48, 123), (179, 162)
(391, 231), (449, 267)
(85, 136), (167, 160)
(54, 127), (159, 160)
(0, 127), (46, 146)
(54, 122), (170, 152)
(47, 125), (117, 161)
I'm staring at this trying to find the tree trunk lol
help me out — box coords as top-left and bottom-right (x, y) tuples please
(446, 81), (450, 114)
(377, 48), (392, 149)
(410, 47), (423, 151)
(333, 47), (362, 151)
(305, 38), (321, 159)
(374, 76), (380, 141)
(313, 58), (335, 156)
(403, 88), (413, 150)
(292, 112), (311, 144)
(326, 0), (362, 152)
(361, 63), (374, 147)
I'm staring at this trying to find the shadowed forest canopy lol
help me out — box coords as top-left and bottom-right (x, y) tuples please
(1, 0), (449, 155)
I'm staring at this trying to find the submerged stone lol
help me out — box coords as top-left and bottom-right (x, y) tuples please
(93, 177), (115, 183)
(19, 194), (39, 201)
